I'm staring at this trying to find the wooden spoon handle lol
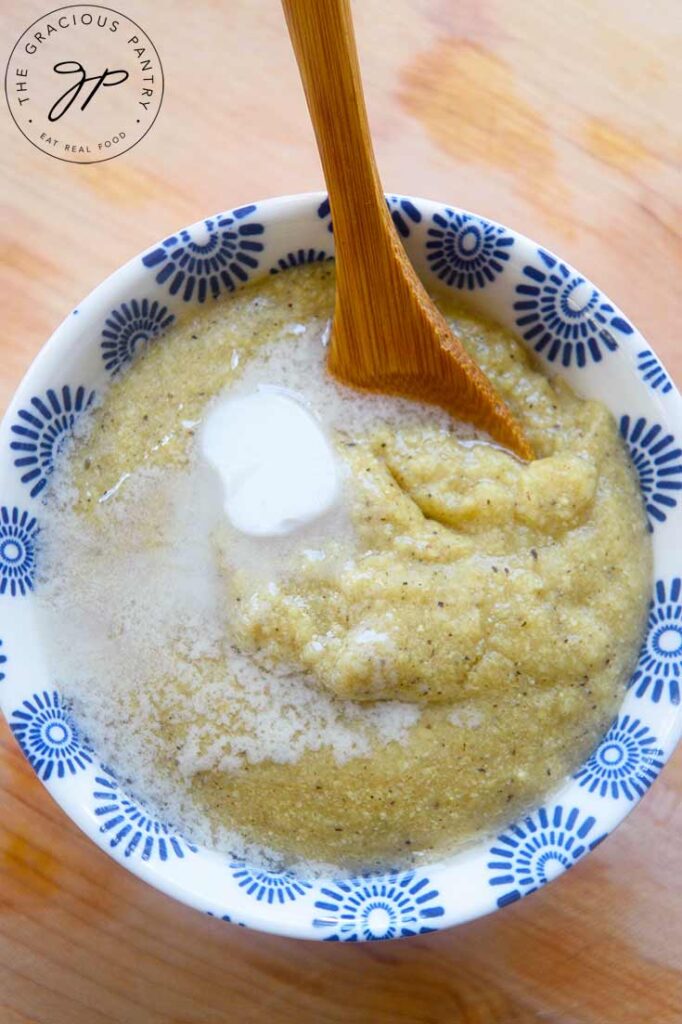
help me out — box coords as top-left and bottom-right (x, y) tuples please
(281, 0), (390, 255)
(282, 0), (534, 461)
(281, 0), (434, 389)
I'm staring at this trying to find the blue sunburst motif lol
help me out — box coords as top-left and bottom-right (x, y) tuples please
(316, 194), (422, 238)
(387, 195), (422, 238)
(636, 349), (673, 395)
(313, 871), (444, 941)
(229, 861), (313, 904)
(0, 639), (7, 681)
(269, 249), (332, 274)
(101, 299), (175, 375)
(92, 768), (197, 861)
(142, 206), (265, 302)
(317, 196), (333, 233)
(0, 506), (38, 596)
(9, 690), (93, 781)
(426, 209), (514, 290)
(619, 415), (682, 527)
(513, 250), (634, 367)
(487, 805), (604, 908)
(629, 577), (682, 705)
(574, 715), (664, 800)
(10, 386), (95, 498)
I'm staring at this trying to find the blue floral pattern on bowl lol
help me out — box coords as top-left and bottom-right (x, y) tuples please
(316, 196), (333, 233)
(387, 195), (422, 238)
(9, 690), (93, 781)
(229, 861), (313, 904)
(101, 299), (175, 375)
(313, 872), (444, 941)
(0, 506), (38, 597)
(270, 249), (332, 275)
(574, 715), (664, 799)
(92, 768), (197, 862)
(10, 386), (95, 498)
(636, 349), (673, 395)
(142, 205), (265, 302)
(630, 578), (681, 705)
(316, 194), (422, 238)
(514, 250), (634, 367)
(487, 805), (604, 908)
(619, 415), (682, 527)
(426, 209), (514, 290)
(0, 639), (6, 681)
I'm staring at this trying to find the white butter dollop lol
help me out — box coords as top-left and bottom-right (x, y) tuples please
(200, 387), (340, 537)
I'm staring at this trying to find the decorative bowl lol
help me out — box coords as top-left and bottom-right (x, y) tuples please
(1, 193), (680, 941)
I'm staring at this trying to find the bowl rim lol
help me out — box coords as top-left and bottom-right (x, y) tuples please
(0, 190), (680, 941)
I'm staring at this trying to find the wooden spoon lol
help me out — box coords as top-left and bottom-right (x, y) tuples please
(281, 0), (533, 460)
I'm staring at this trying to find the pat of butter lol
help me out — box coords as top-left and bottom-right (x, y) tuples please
(200, 387), (340, 537)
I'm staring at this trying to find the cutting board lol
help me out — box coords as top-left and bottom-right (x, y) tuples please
(1, 1), (681, 1021)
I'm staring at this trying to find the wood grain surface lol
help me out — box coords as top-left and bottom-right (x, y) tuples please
(1, 1), (681, 1021)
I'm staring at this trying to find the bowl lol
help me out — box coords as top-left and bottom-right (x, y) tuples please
(1, 193), (680, 941)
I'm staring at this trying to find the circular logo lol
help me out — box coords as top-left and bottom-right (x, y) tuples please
(4, 4), (163, 163)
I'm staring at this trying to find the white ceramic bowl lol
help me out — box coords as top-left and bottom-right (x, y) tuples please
(1, 193), (680, 941)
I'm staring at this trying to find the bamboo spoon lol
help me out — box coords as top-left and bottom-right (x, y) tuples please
(281, 0), (533, 460)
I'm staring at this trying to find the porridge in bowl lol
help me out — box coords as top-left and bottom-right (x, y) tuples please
(36, 262), (652, 871)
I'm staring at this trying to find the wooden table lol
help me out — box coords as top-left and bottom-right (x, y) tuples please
(2, 1), (681, 1020)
